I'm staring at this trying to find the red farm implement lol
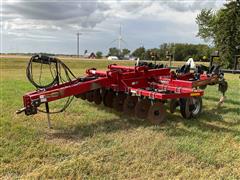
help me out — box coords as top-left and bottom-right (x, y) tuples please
(17, 55), (228, 127)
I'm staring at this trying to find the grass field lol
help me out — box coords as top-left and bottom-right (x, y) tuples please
(0, 56), (240, 179)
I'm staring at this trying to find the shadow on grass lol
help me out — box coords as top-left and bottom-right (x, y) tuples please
(48, 103), (151, 140)
(164, 105), (240, 138)
(48, 117), (149, 141)
(48, 100), (240, 141)
(204, 95), (240, 106)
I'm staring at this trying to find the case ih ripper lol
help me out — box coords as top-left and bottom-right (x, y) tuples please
(17, 55), (228, 127)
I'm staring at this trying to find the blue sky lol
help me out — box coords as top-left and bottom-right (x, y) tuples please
(1, 0), (225, 55)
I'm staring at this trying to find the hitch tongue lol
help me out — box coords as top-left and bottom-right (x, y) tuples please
(16, 107), (26, 114)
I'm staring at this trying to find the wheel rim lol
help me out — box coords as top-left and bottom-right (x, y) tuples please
(190, 97), (202, 116)
(180, 97), (202, 119)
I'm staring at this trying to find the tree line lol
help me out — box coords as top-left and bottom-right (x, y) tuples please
(107, 43), (214, 61)
(101, 0), (240, 68)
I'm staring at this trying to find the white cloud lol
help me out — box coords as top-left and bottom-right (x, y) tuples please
(1, 0), (224, 54)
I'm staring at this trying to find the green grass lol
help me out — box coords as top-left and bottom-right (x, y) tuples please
(0, 57), (240, 179)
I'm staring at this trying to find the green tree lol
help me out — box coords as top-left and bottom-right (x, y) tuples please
(132, 47), (146, 60)
(96, 51), (103, 59)
(122, 48), (131, 56)
(108, 47), (120, 56)
(196, 0), (240, 67)
(158, 43), (213, 61)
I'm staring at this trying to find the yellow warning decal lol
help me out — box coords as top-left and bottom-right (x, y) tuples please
(190, 92), (201, 96)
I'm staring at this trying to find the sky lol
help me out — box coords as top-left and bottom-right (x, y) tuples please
(1, 0), (225, 55)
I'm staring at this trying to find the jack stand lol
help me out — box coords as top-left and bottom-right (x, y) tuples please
(45, 102), (52, 129)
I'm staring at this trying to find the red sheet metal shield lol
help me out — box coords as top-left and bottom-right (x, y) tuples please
(135, 99), (151, 119)
(123, 96), (138, 116)
(147, 102), (166, 125)
(113, 93), (126, 112)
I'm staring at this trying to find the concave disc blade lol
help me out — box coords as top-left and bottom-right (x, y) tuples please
(169, 99), (179, 114)
(147, 102), (166, 125)
(103, 90), (115, 107)
(123, 96), (138, 116)
(113, 93), (126, 112)
(75, 93), (86, 100)
(135, 99), (151, 119)
(93, 89), (102, 105)
(86, 91), (94, 102)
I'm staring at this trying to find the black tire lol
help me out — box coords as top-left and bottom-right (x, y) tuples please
(179, 97), (202, 119)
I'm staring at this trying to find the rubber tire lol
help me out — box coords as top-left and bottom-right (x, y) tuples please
(179, 97), (202, 119)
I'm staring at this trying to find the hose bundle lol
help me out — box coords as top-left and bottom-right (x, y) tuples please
(26, 54), (77, 114)
(26, 54), (77, 89)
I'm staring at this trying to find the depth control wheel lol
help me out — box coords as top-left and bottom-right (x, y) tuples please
(147, 102), (166, 125)
(123, 96), (138, 116)
(179, 97), (202, 119)
(135, 99), (151, 119)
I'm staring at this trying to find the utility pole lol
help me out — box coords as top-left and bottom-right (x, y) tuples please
(76, 32), (81, 58)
